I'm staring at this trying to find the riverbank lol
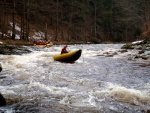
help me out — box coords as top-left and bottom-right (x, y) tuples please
(0, 38), (126, 45)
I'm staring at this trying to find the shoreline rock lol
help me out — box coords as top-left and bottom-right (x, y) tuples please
(0, 93), (6, 106)
(121, 41), (150, 60)
(0, 64), (2, 72)
(0, 45), (31, 55)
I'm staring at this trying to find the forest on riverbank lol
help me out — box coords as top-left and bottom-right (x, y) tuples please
(0, 0), (150, 44)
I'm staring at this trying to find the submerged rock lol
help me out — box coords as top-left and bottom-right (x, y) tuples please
(106, 52), (117, 57)
(0, 93), (6, 106)
(0, 45), (31, 55)
(118, 49), (128, 53)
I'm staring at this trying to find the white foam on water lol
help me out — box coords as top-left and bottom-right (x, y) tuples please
(0, 108), (15, 113)
(110, 86), (150, 105)
(82, 95), (97, 107)
(93, 84), (150, 106)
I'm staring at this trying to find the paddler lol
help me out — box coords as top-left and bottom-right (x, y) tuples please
(61, 45), (68, 54)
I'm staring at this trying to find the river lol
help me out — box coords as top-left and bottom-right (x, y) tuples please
(0, 44), (150, 113)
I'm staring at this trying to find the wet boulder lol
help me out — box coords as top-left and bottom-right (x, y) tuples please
(121, 40), (150, 60)
(138, 50), (145, 54)
(0, 93), (6, 106)
(147, 109), (150, 113)
(135, 54), (150, 60)
(0, 45), (31, 55)
(0, 64), (2, 72)
(132, 39), (147, 45)
(121, 44), (135, 49)
(121, 39), (150, 50)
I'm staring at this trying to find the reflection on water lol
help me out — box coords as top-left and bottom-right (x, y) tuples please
(0, 44), (150, 113)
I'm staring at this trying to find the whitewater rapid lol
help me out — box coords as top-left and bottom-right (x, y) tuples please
(0, 44), (150, 113)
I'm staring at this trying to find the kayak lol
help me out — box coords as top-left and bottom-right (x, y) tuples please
(53, 49), (82, 63)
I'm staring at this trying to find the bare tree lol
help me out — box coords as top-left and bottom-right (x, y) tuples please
(12, 0), (16, 40)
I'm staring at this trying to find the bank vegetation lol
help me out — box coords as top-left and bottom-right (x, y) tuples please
(0, 0), (150, 44)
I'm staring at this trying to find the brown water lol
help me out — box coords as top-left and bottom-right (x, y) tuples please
(0, 44), (150, 113)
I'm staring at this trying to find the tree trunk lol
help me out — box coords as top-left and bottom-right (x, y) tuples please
(55, 0), (59, 42)
(26, 0), (30, 41)
(12, 0), (16, 40)
(45, 22), (48, 41)
(94, 0), (97, 39)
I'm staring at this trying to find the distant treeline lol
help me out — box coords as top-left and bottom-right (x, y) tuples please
(0, 0), (150, 43)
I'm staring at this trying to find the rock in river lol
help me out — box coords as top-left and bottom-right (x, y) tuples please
(0, 63), (2, 72)
(0, 45), (31, 55)
(0, 93), (6, 106)
(121, 40), (150, 60)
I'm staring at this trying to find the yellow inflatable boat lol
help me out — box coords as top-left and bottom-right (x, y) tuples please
(53, 49), (82, 63)
(34, 43), (53, 47)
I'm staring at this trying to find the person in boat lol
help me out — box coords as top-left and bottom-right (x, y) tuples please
(61, 45), (68, 54)
(33, 39), (37, 44)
